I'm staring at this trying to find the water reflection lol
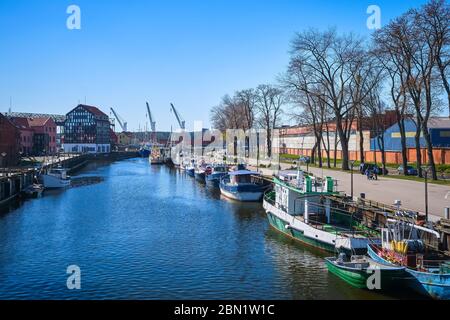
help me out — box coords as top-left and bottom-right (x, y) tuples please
(0, 158), (425, 299)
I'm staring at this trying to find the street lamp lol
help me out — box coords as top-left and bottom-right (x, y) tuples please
(350, 160), (356, 200)
(422, 166), (430, 222)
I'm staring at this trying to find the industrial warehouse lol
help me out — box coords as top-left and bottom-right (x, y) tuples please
(278, 112), (450, 165)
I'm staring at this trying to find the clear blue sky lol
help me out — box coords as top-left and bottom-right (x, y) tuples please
(0, 0), (429, 131)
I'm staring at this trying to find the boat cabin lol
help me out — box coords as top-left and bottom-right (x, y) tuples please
(212, 165), (227, 173)
(273, 171), (337, 224)
(48, 168), (69, 180)
(228, 170), (260, 185)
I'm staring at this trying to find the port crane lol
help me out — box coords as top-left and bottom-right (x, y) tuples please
(110, 108), (128, 132)
(146, 102), (156, 133)
(146, 102), (156, 143)
(170, 103), (185, 130)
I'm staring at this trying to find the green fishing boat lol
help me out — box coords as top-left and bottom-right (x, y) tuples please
(325, 253), (407, 290)
(263, 170), (380, 254)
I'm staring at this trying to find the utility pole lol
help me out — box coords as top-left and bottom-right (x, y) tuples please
(423, 166), (429, 222)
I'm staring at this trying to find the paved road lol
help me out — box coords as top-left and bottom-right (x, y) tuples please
(252, 163), (450, 222)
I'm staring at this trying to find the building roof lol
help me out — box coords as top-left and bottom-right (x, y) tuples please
(28, 117), (53, 127)
(119, 131), (134, 137)
(428, 117), (450, 129)
(0, 112), (20, 131)
(5, 112), (66, 124)
(78, 104), (108, 117)
(9, 117), (32, 130)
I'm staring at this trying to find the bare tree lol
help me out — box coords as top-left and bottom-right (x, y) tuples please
(374, 16), (420, 176)
(420, 0), (450, 117)
(235, 89), (256, 131)
(284, 29), (369, 170)
(254, 84), (285, 157)
(210, 91), (256, 131)
(365, 84), (388, 174)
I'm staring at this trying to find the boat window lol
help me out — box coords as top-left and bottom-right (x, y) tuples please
(236, 175), (251, 183)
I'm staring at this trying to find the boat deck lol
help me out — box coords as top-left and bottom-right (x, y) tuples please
(293, 215), (370, 239)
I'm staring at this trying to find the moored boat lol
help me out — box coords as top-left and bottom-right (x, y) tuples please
(22, 183), (44, 198)
(41, 168), (71, 189)
(195, 166), (210, 183)
(325, 253), (406, 289)
(186, 167), (195, 177)
(139, 146), (151, 158)
(206, 164), (228, 188)
(367, 222), (450, 300)
(149, 146), (164, 165)
(263, 170), (380, 254)
(219, 170), (270, 201)
(186, 159), (196, 177)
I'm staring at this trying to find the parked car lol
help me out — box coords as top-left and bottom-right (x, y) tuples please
(397, 165), (418, 176)
(299, 156), (311, 164)
(360, 163), (388, 175)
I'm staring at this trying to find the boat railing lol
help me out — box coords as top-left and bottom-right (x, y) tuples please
(264, 190), (276, 205)
(264, 193), (377, 239)
(421, 259), (450, 271)
(301, 217), (376, 238)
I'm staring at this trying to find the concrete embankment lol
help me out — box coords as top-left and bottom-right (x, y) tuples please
(0, 152), (140, 206)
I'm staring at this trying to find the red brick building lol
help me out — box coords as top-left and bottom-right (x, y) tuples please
(0, 113), (21, 167)
(9, 116), (57, 155)
(28, 117), (57, 155)
(9, 117), (34, 156)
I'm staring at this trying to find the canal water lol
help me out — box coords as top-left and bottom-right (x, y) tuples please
(0, 158), (422, 300)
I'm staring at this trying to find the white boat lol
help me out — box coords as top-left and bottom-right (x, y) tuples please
(42, 168), (71, 189)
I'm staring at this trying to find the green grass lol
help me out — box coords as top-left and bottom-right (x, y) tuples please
(381, 173), (450, 185)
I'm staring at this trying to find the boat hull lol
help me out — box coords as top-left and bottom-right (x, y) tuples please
(206, 178), (220, 188)
(406, 269), (450, 300)
(149, 157), (164, 165)
(220, 188), (264, 201)
(139, 149), (151, 158)
(186, 169), (195, 177)
(264, 200), (374, 254)
(195, 172), (206, 182)
(206, 173), (227, 188)
(267, 211), (335, 252)
(367, 244), (450, 299)
(42, 175), (71, 189)
(325, 258), (405, 290)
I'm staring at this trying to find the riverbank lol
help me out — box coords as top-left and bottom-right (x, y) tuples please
(0, 151), (140, 206)
(0, 158), (423, 299)
(248, 161), (449, 222)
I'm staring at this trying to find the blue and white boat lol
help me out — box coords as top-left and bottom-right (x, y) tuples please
(367, 221), (450, 300)
(139, 145), (151, 158)
(195, 165), (211, 183)
(219, 170), (270, 201)
(186, 159), (196, 177)
(205, 165), (228, 188)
